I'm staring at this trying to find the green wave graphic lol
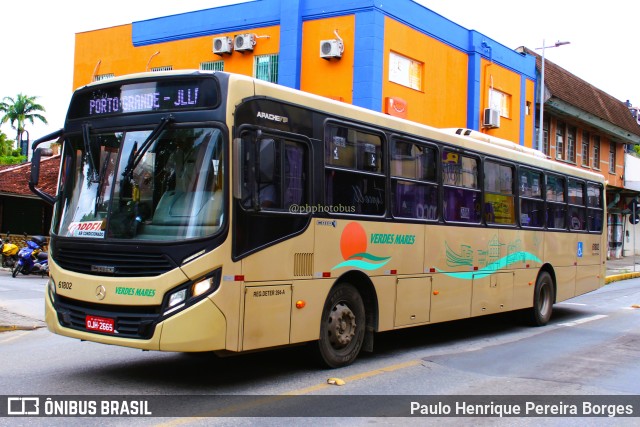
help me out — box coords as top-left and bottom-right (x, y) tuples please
(349, 252), (392, 262)
(436, 251), (542, 280)
(331, 258), (392, 271)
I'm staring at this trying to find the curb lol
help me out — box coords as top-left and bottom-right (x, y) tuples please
(0, 325), (44, 332)
(605, 272), (640, 284)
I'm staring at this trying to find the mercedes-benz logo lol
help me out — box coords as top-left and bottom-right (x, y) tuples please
(96, 285), (106, 300)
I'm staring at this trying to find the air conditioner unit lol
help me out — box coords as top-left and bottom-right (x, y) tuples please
(483, 108), (501, 128)
(320, 39), (343, 59)
(234, 34), (255, 52)
(213, 37), (233, 55)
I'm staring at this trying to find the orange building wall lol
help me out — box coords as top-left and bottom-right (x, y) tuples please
(478, 58), (524, 144)
(300, 16), (355, 103)
(74, 25), (281, 90)
(382, 17), (467, 129)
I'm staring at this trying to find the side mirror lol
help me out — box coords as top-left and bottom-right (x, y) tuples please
(29, 128), (63, 206)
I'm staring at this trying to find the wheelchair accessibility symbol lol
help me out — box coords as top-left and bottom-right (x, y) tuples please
(577, 242), (583, 258)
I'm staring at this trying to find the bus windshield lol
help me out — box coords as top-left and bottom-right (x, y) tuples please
(55, 125), (224, 241)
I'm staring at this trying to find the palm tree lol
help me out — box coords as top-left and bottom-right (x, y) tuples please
(0, 93), (48, 149)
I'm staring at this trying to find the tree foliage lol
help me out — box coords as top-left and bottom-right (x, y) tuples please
(0, 93), (48, 148)
(0, 130), (26, 164)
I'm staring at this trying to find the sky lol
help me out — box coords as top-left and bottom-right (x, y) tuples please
(2, 0), (639, 143)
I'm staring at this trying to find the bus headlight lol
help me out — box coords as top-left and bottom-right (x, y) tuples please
(162, 268), (222, 317)
(192, 277), (213, 297)
(167, 289), (187, 309)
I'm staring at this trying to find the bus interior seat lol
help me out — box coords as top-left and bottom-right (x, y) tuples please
(140, 190), (222, 238)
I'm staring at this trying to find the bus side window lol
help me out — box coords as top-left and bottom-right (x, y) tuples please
(546, 175), (567, 230)
(587, 183), (603, 232)
(257, 137), (307, 211)
(519, 168), (544, 228)
(390, 139), (438, 220)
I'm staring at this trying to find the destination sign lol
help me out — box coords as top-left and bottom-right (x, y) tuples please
(68, 77), (218, 119)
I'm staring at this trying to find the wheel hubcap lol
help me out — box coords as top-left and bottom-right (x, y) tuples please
(540, 284), (550, 316)
(328, 302), (356, 348)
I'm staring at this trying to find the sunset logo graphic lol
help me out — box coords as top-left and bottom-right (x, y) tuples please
(331, 222), (391, 271)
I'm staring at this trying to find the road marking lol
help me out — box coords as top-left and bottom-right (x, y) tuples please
(154, 359), (423, 426)
(558, 302), (587, 306)
(284, 359), (422, 395)
(0, 330), (30, 344)
(556, 314), (607, 327)
(154, 312), (612, 425)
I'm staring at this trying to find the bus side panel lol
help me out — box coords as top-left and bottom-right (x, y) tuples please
(471, 272), (513, 316)
(512, 269), (537, 310)
(545, 232), (578, 301)
(394, 276), (432, 327)
(502, 229), (543, 311)
(242, 284), (292, 351)
(554, 266), (578, 303)
(426, 227), (488, 323)
(314, 220), (424, 332)
(575, 232), (605, 295)
(241, 225), (316, 282)
(290, 279), (333, 343)
(575, 265), (601, 297)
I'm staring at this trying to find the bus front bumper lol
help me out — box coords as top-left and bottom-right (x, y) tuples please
(45, 290), (227, 352)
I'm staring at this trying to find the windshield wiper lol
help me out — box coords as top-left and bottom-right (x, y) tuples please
(133, 114), (174, 170)
(121, 115), (174, 181)
(82, 123), (100, 183)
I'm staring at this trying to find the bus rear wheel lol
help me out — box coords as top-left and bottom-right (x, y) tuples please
(317, 283), (365, 368)
(527, 271), (555, 326)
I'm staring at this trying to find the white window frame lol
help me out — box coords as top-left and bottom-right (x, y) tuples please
(389, 52), (423, 91)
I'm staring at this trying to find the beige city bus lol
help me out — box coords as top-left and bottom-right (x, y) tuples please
(30, 70), (606, 367)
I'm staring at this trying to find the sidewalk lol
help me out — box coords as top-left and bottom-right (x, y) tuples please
(1, 258), (639, 331)
(0, 307), (44, 332)
(605, 255), (640, 284)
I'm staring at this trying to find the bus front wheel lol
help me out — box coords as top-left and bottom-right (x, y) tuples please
(317, 283), (365, 368)
(527, 271), (555, 326)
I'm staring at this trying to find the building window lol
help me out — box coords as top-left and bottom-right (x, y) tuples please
(254, 54), (279, 83)
(93, 73), (114, 82)
(609, 143), (616, 174)
(200, 61), (224, 71)
(593, 136), (600, 169)
(542, 117), (550, 156)
(556, 121), (565, 160)
(567, 126), (576, 163)
(389, 52), (423, 91)
(582, 131), (590, 167)
(535, 113), (549, 154)
(151, 66), (173, 72)
(489, 88), (511, 118)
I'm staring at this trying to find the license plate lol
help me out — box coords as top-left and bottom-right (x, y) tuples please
(86, 315), (115, 334)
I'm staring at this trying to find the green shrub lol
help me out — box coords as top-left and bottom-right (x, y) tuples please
(0, 155), (27, 165)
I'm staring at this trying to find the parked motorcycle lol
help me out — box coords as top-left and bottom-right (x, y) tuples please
(0, 232), (19, 269)
(12, 235), (49, 277)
